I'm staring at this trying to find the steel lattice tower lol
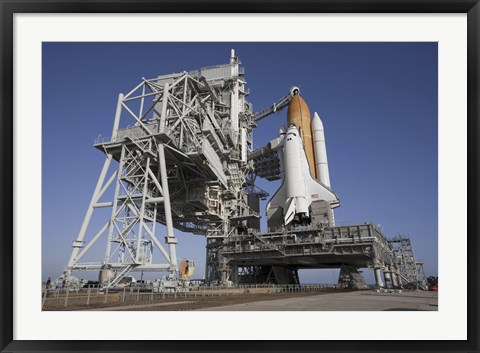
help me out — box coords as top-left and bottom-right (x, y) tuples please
(67, 51), (258, 285)
(391, 236), (426, 288)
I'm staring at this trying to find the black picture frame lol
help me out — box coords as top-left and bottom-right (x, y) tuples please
(1, 1), (478, 352)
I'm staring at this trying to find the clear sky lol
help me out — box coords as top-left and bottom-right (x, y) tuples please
(42, 42), (438, 284)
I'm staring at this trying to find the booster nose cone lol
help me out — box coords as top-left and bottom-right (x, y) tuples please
(287, 94), (316, 178)
(312, 111), (330, 187)
(279, 124), (286, 135)
(312, 112), (324, 129)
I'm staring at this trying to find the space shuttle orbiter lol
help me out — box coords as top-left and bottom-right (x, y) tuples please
(266, 88), (339, 227)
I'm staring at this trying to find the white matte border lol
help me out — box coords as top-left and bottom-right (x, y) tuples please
(14, 14), (467, 340)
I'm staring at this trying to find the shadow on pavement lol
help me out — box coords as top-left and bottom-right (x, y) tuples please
(383, 308), (429, 311)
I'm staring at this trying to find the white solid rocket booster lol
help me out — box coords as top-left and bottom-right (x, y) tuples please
(278, 124), (286, 181)
(311, 112), (331, 188)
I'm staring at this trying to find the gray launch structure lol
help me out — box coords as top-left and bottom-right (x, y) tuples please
(66, 51), (426, 289)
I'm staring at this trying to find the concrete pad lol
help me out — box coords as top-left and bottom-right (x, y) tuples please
(195, 290), (438, 311)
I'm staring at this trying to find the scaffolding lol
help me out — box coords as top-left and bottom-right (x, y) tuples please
(390, 236), (427, 289)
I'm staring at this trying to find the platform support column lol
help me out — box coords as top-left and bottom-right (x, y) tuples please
(383, 266), (392, 288)
(158, 143), (177, 272)
(68, 155), (112, 267)
(391, 270), (399, 288)
(374, 268), (384, 288)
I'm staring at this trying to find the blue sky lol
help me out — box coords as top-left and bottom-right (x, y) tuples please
(42, 42), (437, 283)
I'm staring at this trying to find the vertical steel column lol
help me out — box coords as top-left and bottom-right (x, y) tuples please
(391, 269), (399, 287)
(230, 82), (239, 138)
(135, 156), (151, 263)
(111, 94), (124, 141)
(231, 265), (238, 284)
(374, 268), (384, 288)
(159, 83), (169, 134)
(182, 75), (188, 115)
(104, 145), (126, 263)
(69, 93), (124, 267)
(68, 155), (112, 267)
(383, 266), (392, 288)
(396, 272), (403, 286)
(139, 84), (145, 119)
(158, 143), (177, 271)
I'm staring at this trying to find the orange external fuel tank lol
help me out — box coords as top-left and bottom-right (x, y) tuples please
(286, 94), (317, 178)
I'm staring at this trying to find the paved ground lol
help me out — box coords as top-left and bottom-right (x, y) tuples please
(44, 289), (438, 311)
(195, 290), (438, 311)
(83, 300), (195, 311)
(49, 291), (335, 311)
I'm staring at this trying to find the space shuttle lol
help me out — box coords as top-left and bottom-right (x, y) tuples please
(266, 88), (340, 227)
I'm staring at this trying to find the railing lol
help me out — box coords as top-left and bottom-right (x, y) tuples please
(41, 284), (339, 309)
(94, 136), (112, 144)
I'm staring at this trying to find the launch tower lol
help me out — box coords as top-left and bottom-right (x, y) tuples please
(67, 50), (261, 285)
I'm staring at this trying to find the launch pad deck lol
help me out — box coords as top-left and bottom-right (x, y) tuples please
(222, 222), (392, 268)
(218, 222), (398, 285)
